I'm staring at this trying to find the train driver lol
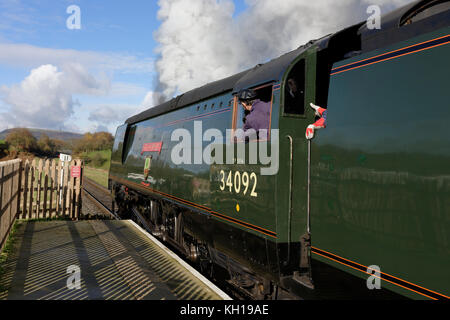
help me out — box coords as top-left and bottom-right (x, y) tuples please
(237, 89), (271, 140)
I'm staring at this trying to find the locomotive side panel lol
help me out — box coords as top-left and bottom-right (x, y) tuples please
(109, 89), (282, 284)
(275, 49), (318, 278)
(311, 27), (450, 299)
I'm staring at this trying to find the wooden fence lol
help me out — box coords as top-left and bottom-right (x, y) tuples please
(0, 159), (21, 251)
(20, 158), (83, 220)
(0, 158), (83, 251)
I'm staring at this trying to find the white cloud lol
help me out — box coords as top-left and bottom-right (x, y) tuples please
(109, 82), (149, 98)
(0, 42), (154, 74)
(86, 92), (155, 133)
(0, 63), (110, 131)
(88, 105), (137, 124)
(0, 42), (155, 132)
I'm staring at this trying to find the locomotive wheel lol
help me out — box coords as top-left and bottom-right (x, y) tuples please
(161, 210), (168, 242)
(198, 244), (214, 279)
(175, 212), (184, 246)
(251, 279), (273, 300)
(117, 203), (131, 219)
(199, 256), (214, 279)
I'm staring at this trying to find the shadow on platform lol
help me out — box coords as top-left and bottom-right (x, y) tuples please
(0, 220), (224, 300)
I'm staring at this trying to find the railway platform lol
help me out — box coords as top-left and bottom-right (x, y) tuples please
(0, 219), (231, 300)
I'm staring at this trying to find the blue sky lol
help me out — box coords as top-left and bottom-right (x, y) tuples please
(1, 1), (156, 81)
(0, 0), (249, 133)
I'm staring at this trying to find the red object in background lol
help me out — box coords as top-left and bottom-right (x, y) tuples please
(71, 166), (81, 178)
(141, 141), (163, 154)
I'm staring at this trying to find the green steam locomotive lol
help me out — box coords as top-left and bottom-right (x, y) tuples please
(109, 0), (450, 299)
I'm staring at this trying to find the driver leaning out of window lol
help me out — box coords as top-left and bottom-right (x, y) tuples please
(237, 88), (271, 140)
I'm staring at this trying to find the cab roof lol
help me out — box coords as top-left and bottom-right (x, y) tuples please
(125, 40), (318, 125)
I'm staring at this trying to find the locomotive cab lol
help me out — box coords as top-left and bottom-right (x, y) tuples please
(109, 123), (128, 191)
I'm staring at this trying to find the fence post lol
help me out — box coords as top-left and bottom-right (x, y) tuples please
(12, 160), (21, 222)
(21, 160), (29, 219)
(42, 160), (49, 219)
(62, 161), (68, 218)
(0, 164), (4, 250)
(0, 159), (22, 252)
(56, 160), (62, 216)
(35, 159), (43, 218)
(73, 159), (82, 220)
(28, 159), (35, 219)
(4, 162), (12, 227)
(49, 160), (56, 218)
(68, 160), (73, 219)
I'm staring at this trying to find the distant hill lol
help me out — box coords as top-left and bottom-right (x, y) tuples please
(0, 128), (83, 142)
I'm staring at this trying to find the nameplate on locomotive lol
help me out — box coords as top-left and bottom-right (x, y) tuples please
(141, 141), (163, 154)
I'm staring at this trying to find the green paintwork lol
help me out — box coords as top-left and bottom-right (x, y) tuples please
(311, 27), (450, 299)
(275, 48), (317, 270)
(109, 94), (280, 246)
(109, 24), (450, 299)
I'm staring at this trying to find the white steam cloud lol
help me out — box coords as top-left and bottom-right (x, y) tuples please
(153, 0), (414, 104)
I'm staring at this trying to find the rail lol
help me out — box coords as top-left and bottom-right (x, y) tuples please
(82, 180), (118, 220)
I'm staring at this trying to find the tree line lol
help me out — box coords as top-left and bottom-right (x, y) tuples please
(0, 128), (113, 159)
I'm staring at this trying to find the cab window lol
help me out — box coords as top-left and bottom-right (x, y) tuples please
(233, 84), (273, 141)
(111, 124), (127, 164)
(283, 59), (305, 115)
(123, 125), (136, 161)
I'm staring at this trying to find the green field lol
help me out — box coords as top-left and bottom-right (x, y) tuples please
(80, 150), (110, 188)
(83, 166), (108, 188)
(80, 150), (111, 171)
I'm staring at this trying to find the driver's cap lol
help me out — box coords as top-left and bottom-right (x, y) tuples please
(237, 89), (256, 102)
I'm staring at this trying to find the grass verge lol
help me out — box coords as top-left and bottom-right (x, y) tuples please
(0, 220), (23, 292)
(80, 150), (111, 171)
(83, 166), (108, 188)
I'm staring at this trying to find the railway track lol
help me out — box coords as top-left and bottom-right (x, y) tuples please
(82, 178), (118, 220)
